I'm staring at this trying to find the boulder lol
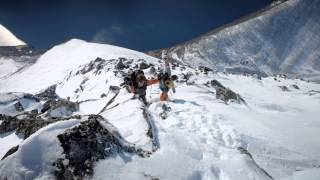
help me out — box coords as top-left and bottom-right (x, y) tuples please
(1, 145), (19, 160)
(54, 115), (150, 179)
(279, 85), (290, 92)
(116, 59), (127, 70)
(14, 102), (24, 112)
(291, 84), (300, 89)
(44, 99), (79, 118)
(209, 80), (245, 104)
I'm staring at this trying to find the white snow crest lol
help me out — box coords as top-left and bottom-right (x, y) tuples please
(0, 119), (80, 179)
(0, 24), (26, 46)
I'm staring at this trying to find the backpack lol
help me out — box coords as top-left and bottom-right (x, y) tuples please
(158, 72), (170, 82)
(131, 70), (147, 89)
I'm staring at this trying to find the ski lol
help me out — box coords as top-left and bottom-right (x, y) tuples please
(98, 85), (121, 114)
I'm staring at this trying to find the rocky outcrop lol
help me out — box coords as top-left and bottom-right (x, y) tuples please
(35, 85), (59, 100)
(14, 102), (24, 112)
(1, 145), (19, 160)
(54, 115), (150, 179)
(209, 80), (245, 104)
(42, 99), (79, 118)
(291, 84), (300, 90)
(279, 85), (290, 92)
(199, 66), (213, 75)
(0, 114), (55, 139)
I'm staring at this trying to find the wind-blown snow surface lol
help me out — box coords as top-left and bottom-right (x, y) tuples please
(0, 24), (26, 46)
(0, 40), (320, 179)
(150, 0), (320, 82)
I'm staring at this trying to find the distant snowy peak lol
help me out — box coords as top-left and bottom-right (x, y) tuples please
(148, 0), (320, 82)
(0, 24), (26, 46)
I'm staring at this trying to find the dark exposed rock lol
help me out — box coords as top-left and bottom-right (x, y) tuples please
(44, 99), (79, 118)
(0, 108), (81, 140)
(54, 115), (150, 179)
(41, 99), (54, 113)
(1, 145), (19, 160)
(0, 114), (19, 133)
(139, 62), (150, 70)
(291, 84), (300, 90)
(180, 72), (193, 83)
(115, 58), (130, 70)
(0, 114), (54, 139)
(14, 102), (24, 112)
(210, 80), (224, 89)
(180, 66), (186, 71)
(199, 66), (213, 74)
(149, 66), (156, 74)
(30, 109), (38, 116)
(76, 57), (106, 75)
(35, 85), (59, 100)
(209, 80), (245, 104)
(16, 119), (52, 139)
(279, 85), (290, 92)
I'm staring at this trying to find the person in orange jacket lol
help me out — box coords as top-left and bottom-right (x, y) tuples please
(158, 57), (175, 101)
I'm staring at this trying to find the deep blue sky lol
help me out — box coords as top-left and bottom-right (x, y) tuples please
(0, 0), (274, 51)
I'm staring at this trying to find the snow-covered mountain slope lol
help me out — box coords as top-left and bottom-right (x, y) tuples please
(0, 39), (158, 93)
(148, 0), (320, 82)
(0, 24), (26, 46)
(0, 40), (320, 180)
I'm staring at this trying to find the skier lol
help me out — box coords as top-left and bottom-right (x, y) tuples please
(158, 57), (176, 101)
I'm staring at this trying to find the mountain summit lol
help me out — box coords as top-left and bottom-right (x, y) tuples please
(0, 24), (26, 47)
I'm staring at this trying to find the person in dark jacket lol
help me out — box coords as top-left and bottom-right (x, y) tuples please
(127, 70), (158, 104)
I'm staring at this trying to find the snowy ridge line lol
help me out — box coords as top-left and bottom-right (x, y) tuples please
(147, 0), (290, 53)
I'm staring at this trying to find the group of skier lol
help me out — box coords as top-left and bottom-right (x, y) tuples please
(123, 57), (177, 105)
